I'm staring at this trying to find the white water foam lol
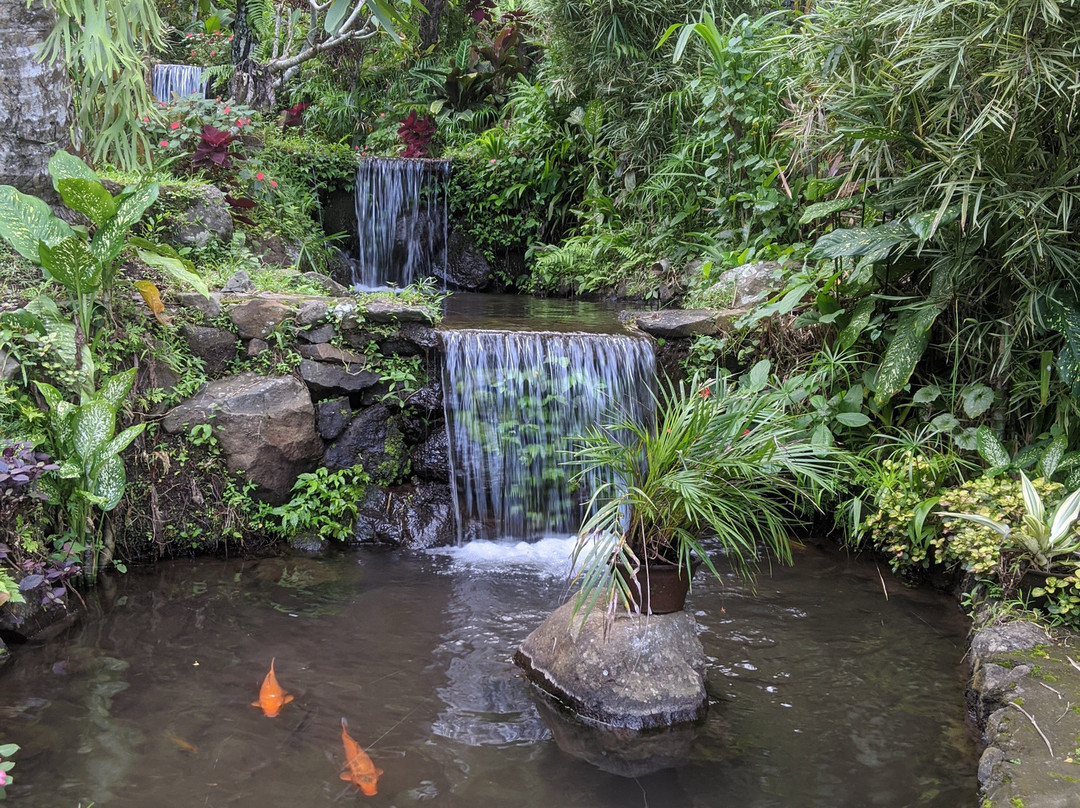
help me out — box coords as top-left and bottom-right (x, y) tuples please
(426, 536), (581, 579)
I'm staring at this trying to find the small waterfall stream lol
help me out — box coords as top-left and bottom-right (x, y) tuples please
(353, 157), (451, 290)
(441, 328), (656, 542)
(151, 64), (206, 102)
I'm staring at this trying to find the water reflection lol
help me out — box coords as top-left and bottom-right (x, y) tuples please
(0, 542), (976, 807)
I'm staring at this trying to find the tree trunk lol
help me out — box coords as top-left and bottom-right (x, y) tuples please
(232, 0), (256, 64)
(0, 0), (72, 200)
(418, 0), (445, 50)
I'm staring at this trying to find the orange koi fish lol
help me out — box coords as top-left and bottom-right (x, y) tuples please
(251, 658), (293, 717)
(164, 730), (198, 754)
(340, 717), (382, 796)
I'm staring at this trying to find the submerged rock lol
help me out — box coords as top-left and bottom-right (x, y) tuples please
(514, 599), (708, 730)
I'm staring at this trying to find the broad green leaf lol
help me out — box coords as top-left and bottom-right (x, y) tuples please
(960, 383), (993, 418)
(73, 400), (116, 468)
(97, 367), (137, 410)
(744, 359), (770, 392)
(93, 454), (127, 511)
(834, 411), (870, 427)
(1020, 472), (1044, 525)
(56, 177), (116, 226)
(1066, 466), (1080, 490)
(92, 182), (159, 270)
(136, 247), (209, 298)
(0, 185), (73, 262)
(913, 384), (941, 404)
(937, 510), (1011, 536)
(101, 422), (146, 460)
(38, 236), (100, 295)
(872, 305), (941, 407)
(48, 150), (100, 186)
(953, 427), (979, 451)
(906, 207), (959, 241)
(324, 0), (349, 32)
(837, 297), (875, 351)
(1049, 486), (1080, 544)
(0, 743), (18, 756)
(1039, 434), (1068, 479)
(798, 197), (862, 225)
(976, 426), (1011, 467)
(1045, 301), (1080, 398)
(1010, 448), (1040, 473)
(930, 413), (960, 432)
(807, 220), (911, 261)
(34, 379), (64, 411)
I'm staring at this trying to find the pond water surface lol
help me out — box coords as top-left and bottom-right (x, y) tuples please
(0, 540), (976, 807)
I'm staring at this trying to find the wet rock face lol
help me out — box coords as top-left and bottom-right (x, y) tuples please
(323, 403), (410, 485)
(354, 483), (455, 548)
(161, 373), (323, 503)
(0, 0), (70, 199)
(515, 599), (708, 730)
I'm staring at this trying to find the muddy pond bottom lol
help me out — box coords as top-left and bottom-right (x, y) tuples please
(0, 541), (976, 807)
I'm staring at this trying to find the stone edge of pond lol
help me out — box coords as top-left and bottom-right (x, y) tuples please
(969, 616), (1080, 807)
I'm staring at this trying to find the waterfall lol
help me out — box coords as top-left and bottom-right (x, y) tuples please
(441, 329), (656, 543)
(152, 64), (207, 102)
(353, 157), (450, 291)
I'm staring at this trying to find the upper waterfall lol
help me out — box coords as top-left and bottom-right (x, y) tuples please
(353, 157), (451, 291)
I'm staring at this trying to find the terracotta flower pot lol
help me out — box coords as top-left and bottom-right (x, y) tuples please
(622, 559), (700, 615)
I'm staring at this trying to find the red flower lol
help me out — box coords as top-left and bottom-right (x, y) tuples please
(236, 118), (244, 127)
(159, 140), (168, 147)
(269, 180), (277, 188)
(210, 51), (216, 56)
(170, 121), (180, 130)
(224, 106), (230, 114)
(142, 116), (149, 123)
(255, 172), (265, 181)
(699, 386), (711, 398)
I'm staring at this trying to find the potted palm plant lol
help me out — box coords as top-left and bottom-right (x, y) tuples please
(568, 364), (848, 620)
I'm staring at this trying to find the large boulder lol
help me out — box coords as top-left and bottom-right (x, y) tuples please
(711, 261), (782, 307)
(625, 309), (733, 339)
(514, 599), (708, 730)
(0, 0), (71, 199)
(299, 359), (379, 399)
(323, 403), (409, 484)
(161, 373), (323, 502)
(173, 185), (234, 248)
(180, 324), (237, 375)
(229, 298), (292, 340)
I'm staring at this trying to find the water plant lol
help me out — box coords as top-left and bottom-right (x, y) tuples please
(569, 362), (848, 618)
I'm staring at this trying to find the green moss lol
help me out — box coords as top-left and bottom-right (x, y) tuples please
(1049, 772), (1080, 782)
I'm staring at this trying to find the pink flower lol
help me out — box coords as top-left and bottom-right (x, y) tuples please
(489, 159), (497, 164)
(270, 180), (277, 188)
(190, 50), (196, 56)
(142, 116), (149, 123)
(210, 51), (216, 56)
(0, 769), (7, 786)
(159, 140), (168, 147)
(255, 172), (265, 181)
(224, 106), (230, 114)
(215, 97), (222, 102)
(228, 35), (234, 41)
(186, 32), (192, 38)
(236, 118), (244, 126)
(170, 121), (180, 130)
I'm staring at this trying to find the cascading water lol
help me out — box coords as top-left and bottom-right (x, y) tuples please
(440, 328), (656, 542)
(151, 64), (207, 102)
(353, 157), (450, 290)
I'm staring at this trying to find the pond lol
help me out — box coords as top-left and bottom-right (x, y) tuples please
(0, 540), (976, 807)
